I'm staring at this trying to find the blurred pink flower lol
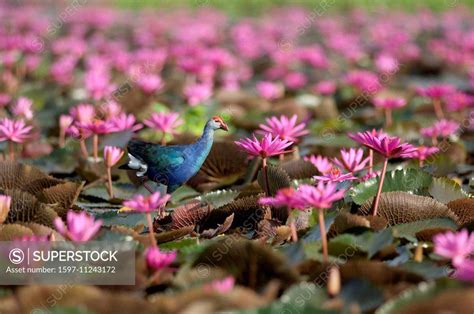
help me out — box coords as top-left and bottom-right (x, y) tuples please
(417, 84), (455, 99)
(143, 112), (183, 135)
(408, 146), (439, 163)
(184, 83), (212, 106)
(348, 131), (416, 159)
(298, 182), (346, 209)
(137, 74), (164, 95)
(313, 80), (336, 96)
(104, 146), (124, 167)
(144, 246), (176, 271)
(259, 187), (306, 210)
(70, 104), (96, 123)
(78, 119), (114, 135)
(108, 113), (142, 132)
(454, 260), (474, 282)
(59, 115), (73, 130)
(256, 81), (283, 100)
(123, 192), (171, 213)
(420, 119), (460, 139)
(12, 97), (34, 120)
(375, 53), (399, 74)
(304, 155), (333, 174)
(333, 148), (370, 173)
(284, 72), (307, 89)
(258, 114), (309, 142)
(0, 93), (11, 107)
(204, 276), (235, 293)
(85, 69), (115, 100)
(54, 210), (102, 242)
(101, 101), (122, 119)
(313, 167), (357, 183)
(235, 133), (293, 158)
(434, 229), (474, 266)
(344, 70), (381, 93)
(0, 118), (32, 143)
(445, 92), (474, 112)
(372, 97), (406, 109)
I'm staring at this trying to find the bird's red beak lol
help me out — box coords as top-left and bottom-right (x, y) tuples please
(220, 121), (229, 131)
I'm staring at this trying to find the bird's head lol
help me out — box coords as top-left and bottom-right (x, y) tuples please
(208, 116), (229, 131)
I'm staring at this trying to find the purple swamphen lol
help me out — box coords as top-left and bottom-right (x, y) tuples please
(120, 116), (228, 193)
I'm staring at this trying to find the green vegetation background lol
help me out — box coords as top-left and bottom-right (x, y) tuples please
(116, 0), (474, 15)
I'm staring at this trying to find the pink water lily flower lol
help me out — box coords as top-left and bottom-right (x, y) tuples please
(0, 118), (33, 143)
(375, 53), (399, 74)
(12, 97), (34, 120)
(100, 101), (122, 119)
(420, 119), (460, 142)
(144, 111), (183, 143)
(349, 131), (415, 216)
(144, 246), (177, 271)
(313, 80), (336, 96)
(298, 182), (346, 209)
(235, 133), (293, 158)
(409, 146), (439, 167)
(304, 155), (333, 174)
(454, 259), (474, 282)
(184, 82), (212, 106)
(417, 84), (455, 119)
(70, 104), (96, 123)
(314, 167), (357, 183)
(256, 81), (283, 100)
(299, 182), (346, 262)
(446, 92), (474, 112)
(258, 114), (309, 142)
(123, 192), (171, 213)
(333, 148), (370, 173)
(54, 210), (102, 242)
(104, 146), (124, 168)
(344, 70), (381, 93)
(137, 74), (164, 95)
(0, 93), (11, 107)
(108, 113), (143, 132)
(259, 187), (306, 210)
(434, 229), (474, 266)
(372, 97), (406, 109)
(348, 131), (416, 159)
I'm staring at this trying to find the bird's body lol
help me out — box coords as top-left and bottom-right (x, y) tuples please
(121, 116), (228, 193)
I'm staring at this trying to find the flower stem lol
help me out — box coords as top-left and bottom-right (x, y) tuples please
(8, 141), (14, 161)
(433, 99), (444, 119)
(368, 149), (373, 174)
(419, 159), (424, 168)
(146, 212), (157, 247)
(288, 208), (298, 242)
(385, 108), (392, 128)
(318, 208), (328, 263)
(372, 157), (388, 216)
(93, 134), (99, 162)
(59, 129), (66, 148)
(262, 157), (270, 196)
(160, 132), (167, 146)
(106, 167), (114, 198)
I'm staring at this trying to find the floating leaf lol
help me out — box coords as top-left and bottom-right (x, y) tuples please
(188, 141), (248, 192)
(447, 198), (474, 226)
(192, 236), (298, 291)
(196, 189), (239, 208)
(257, 164), (291, 196)
(280, 159), (318, 180)
(358, 192), (458, 225)
(350, 168), (432, 205)
(390, 218), (458, 242)
(428, 177), (470, 204)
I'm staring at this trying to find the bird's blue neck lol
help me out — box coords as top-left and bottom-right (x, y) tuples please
(190, 123), (215, 169)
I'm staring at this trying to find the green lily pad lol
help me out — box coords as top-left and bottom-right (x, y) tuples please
(390, 218), (458, 242)
(428, 177), (470, 204)
(350, 168), (433, 205)
(196, 189), (239, 208)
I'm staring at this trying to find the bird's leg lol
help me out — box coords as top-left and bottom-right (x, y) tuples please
(143, 181), (155, 194)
